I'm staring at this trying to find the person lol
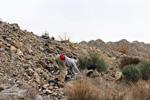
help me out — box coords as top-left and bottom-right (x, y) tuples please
(55, 54), (80, 82)
(87, 64), (97, 70)
(86, 64), (100, 78)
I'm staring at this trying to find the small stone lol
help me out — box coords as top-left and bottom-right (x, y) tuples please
(35, 94), (44, 100)
(53, 96), (58, 100)
(13, 73), (17, 77)
(0, 43), (6, 49)
(0, 73), (3, 76)
(48, 86), (53, 90)
(54, 86), (58, 89)
(52, 92), (58, 96)
(43, 90), (53, 94)
(0, 86), (4, 92)
(58, 82), (64, 88)
(51, 37), (55, 40)
(17, 49), (23, 56)
(0, 48), (4, 52)
(43, 84), (49, 88)
(12, 23), (20, 31)
(10, 46), (17, 51)
(28, 49), (33, 54)
(115, 71), (123, 81)
(26, 68), (34, 76)
(34, 72), (40, 83)
(38, 46), (44, 51)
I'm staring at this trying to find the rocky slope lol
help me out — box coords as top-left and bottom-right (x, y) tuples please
(0, 21), (122, 100)
(0, 21), (90, 100)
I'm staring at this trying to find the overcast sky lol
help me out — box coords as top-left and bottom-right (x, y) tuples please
(0, 0), (150, 43)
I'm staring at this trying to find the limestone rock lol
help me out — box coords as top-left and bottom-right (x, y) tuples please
(34, 72), (40, 83)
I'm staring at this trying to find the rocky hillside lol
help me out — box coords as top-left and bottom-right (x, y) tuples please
(0, 21), (121, 100)
(0, 21), (89, 100)
(80, 39), (150, 58)
(80, 39), (111, 52)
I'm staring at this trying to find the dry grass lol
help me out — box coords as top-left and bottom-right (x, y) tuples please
(64, 78), (127, 100)
(119, 56), (140, 70)
(64, 76), (150, 100)
(130, 80), (150, 100)
(114, 45), (129, 54)
(64, 78), (101, 100)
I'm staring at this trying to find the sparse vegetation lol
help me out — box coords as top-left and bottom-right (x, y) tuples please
(89, 52), (100, 64)
(114, 45), (129, 54)
(78, 52), (108, 72)
(122, 65), (141, 82)
(131, 81), (150, 100)
(96, 59), (109, 72)
(58, 32), (70, 42)
(120, 56), (140, 70)
(78, 56), (90, 70)
(138, 60), (150, 80)
(64, 79), (100, 100)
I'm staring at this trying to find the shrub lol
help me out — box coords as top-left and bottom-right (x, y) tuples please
(138, 60), (150, 80)
(96, 59), (109, 72)
(122, 65), (141, 82)
(78, 56), (90, 70)
(88, 51), (109, 72)
(78, 52), (109, 72)
(89, 52), (100, 64)
(64, 79), (100, 100)
(120, 57), (140, 70)
(114, 45), (129, 54)
(58, 32), (70, 42)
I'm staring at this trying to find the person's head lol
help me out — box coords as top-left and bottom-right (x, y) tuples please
(60, 54), (65, 60)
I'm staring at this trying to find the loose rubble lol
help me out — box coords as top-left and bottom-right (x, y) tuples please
(0, 21), (142, 99)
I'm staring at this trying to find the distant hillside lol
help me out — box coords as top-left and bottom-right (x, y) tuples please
(80, 39), (150, 58)
(80, 39), (111, 52)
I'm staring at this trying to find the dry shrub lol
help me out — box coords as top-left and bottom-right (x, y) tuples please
(114, 45), (129, 54)
(64, 79), (100, 100)
(131, 81), (150, 100)
(120, 56), (140, 70)
(68, 42), (74, 47)
(105, 91), (125, 100)
(64, 78), (127, 100)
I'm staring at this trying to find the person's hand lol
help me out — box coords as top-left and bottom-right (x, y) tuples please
(80, 73), (83, 79)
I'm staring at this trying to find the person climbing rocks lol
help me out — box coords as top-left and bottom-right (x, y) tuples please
(55, 54), (80, 82)
(86, 64), (100, 78)
(87, 64), (97, 70)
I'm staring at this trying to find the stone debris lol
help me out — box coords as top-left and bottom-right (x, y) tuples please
(0, 21), (106, 99)
(0, 20), (140, 99)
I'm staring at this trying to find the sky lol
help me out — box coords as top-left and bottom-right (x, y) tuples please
(0, 0), (150, 43)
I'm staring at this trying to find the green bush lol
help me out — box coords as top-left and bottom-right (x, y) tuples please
(96, 59), (109, 72)
(89, 52), (100, 64)
(78, 52), (109, 72)
(120, 57), (140, 70)
(122, 65), (141, 82)
(78, 56), (90, 70)
(139, 60), (150, 80)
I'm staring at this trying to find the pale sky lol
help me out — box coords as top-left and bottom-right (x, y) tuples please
(0, 0), (150, 43)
